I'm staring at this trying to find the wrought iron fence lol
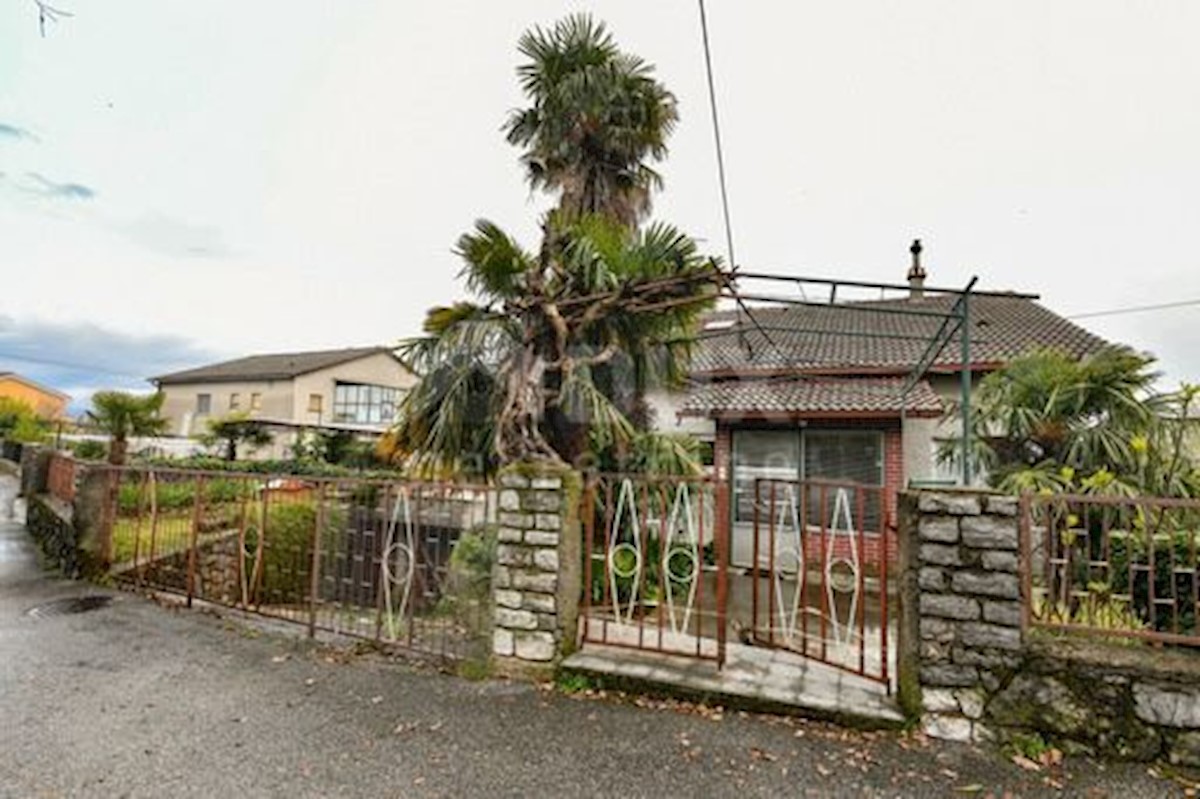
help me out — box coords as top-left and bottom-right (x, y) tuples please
(98, 466), (496, 661)
(581, 473), (728, 664)
(1022, 492), (1200, 647)
(751, 478), (892, 687)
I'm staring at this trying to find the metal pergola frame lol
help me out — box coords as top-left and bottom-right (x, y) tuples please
(716, 270), (984, 486)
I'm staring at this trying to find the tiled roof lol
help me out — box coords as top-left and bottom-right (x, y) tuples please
(153, 347), (395, 385)
(692, 294), (1109, 377)
(680, 377), (944, 419)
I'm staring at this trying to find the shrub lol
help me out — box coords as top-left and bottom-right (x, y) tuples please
(71, 439), (108, 461)
(244, 502), (345, 606)
(116, 477), (252, 515)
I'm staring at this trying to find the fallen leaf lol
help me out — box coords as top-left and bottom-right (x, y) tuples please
(271, 655), (289, 663)
(1011, 755), (1042, 772)
(954, 785), (984, 795)
(370, 695), (383, 704)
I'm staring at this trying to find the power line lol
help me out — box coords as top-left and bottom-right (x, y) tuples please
(697, 0), (735, 276)
(1068, 298), (1200, 320)
(0, 349), (150, 380)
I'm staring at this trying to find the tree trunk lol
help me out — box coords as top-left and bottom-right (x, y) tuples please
(108, 437), (127, 466)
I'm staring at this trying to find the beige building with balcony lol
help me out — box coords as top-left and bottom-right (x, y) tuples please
(152, 346), (415, 457)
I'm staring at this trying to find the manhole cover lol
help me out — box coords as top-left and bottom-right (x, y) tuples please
(27, 595), (113, 619)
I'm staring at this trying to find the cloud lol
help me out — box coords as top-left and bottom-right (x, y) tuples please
(118, 213), (230, 258)
(24, 171), (95, 200)
(0, 316), (221, 413)
(0, 123), (36, 141)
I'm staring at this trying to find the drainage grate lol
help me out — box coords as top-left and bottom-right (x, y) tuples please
(27, 595), (113, 619)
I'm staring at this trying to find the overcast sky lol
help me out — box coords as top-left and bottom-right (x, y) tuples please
(2, 1), (1198, 410)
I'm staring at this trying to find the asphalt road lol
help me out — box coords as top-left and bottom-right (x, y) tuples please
(0, 474), (1193, 798)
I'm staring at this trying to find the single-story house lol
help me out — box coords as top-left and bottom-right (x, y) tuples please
(650, 259), (1109, 568)
(152, 346), (415, 458)
(0, 372), (69, 420)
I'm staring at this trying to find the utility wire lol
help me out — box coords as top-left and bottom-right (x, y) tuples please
(0, 349), (151, 380)
(697, 0), (786, 363)
(1068, 298), (1200, 320)
(698, 0), (736, 275)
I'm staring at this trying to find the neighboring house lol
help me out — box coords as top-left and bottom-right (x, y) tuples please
(651, 263), (1109, 568)
(0, 372), (69, 419)
(152, 346), (415, 458)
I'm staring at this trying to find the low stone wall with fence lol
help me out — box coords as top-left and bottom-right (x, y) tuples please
(900, 488), (1200, 766)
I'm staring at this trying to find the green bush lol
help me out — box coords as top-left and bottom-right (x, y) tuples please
(70, 439), (108, 461)
(137, 455), (403, 480)
(244, 502), (345, 606)
(116, 477), (252, 515)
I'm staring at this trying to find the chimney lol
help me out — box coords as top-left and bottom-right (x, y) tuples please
(907, 238), (927, 299)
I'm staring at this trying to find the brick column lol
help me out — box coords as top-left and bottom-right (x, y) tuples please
(491, 462), (582, 676)
(898, 488), (1022, 742)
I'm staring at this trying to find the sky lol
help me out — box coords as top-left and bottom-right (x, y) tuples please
(2, 1), (1198, 412)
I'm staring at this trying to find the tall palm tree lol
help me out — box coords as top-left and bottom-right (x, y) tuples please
(87, 391), (168, 465)
(504, 13), (678, 227)
(393, 216), (719, 475)
(945, 347), (1199, 495)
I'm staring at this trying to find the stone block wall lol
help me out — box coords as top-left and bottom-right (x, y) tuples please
(901, 488), (1200, 765)
(491, 462), (581, 675)
(905, 489), (1021, 743)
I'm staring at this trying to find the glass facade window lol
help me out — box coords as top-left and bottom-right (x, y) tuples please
(731, 428), (884, 528)
(229, 393), (240, 410)
(332, 382), (399, 425)
(250, 393), (262, 411)
(196, 393), (211, 415)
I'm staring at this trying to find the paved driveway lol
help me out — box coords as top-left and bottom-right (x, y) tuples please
(0, 476), (1191, 798)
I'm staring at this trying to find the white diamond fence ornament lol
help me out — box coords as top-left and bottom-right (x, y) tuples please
(380, 488), (415, 641)
(823, 487), (861, 649)
(769, 483), (806, 644)
(608, 478), (642, 623)
(662, 482), (702, 634)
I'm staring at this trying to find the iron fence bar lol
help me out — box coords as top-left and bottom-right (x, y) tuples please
(767, 479), (778, 646)
(751, 478), (761, 643)
(308, 483), (327, 639)
(582, 476), (595, 646)
(186, 475), (205, 609)
(879, 486), (890, 693)
(856, 486), (867, 676)
(715, 477), (729, 668)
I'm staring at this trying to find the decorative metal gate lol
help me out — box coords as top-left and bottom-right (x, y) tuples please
(749, 478), (892, 687)
(580, 473), (729, 664)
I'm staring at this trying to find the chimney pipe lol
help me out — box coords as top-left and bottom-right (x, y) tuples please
(907, 238), (927, 299)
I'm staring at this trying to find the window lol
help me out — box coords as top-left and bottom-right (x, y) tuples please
(731, 428), (884, 525)
(308, 393), (324, 414)
(250, 393), (262, 411)
(196, 393), (211, 415)
(332, 382), (399, 425)
(229, 393), (241, 410)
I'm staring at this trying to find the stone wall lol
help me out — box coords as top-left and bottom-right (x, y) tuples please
(26, 494), (81, 576)
(901, 488), (1200, 766)
(491, 462), (581, 675)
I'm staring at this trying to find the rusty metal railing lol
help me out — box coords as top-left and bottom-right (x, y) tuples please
(1021, 492), (1200, 647)
(750, 478), (892, 688)
(97, 465), (496, 661)
(581, 473), (728, 665)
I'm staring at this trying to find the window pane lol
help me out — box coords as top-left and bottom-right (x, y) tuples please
(802, 430), (883, 531)
(732, 429), (799, 524)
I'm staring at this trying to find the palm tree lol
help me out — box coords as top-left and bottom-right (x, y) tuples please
(944, 347), (1199, 496)
(87, 391), (168, 465)
(504, 13), (678, 227)
(392, 216), (719, 476)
